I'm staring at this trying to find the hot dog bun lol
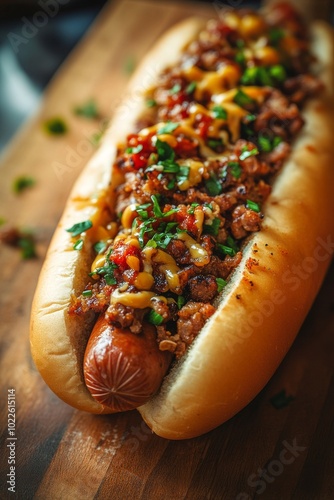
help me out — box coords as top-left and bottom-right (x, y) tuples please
(30, 13), (334, 438)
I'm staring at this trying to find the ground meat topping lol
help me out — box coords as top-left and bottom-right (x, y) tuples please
(69, 3), (321, 359)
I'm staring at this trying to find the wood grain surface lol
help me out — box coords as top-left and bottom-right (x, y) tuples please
(0, 1), (334, 499)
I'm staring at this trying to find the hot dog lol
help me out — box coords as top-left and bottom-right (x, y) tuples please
(30, 2), (334, 439)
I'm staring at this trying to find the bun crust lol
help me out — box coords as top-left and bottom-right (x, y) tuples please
(30, 18), (334, 437)
(30, 18), (206, 414)
(139, 22), (334, 438)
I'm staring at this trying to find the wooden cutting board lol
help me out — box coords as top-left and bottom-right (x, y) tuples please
(0, 1), (333, 498)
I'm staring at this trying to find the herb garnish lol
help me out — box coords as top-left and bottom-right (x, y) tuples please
(270, 389), (294, 409)
(246, 199), (261, 212)
(216, 277), (227, 293)
(185, 81), (197, 94)
(74, 99), (99, 119)
(66, 220), (93, 237)
(212, 105), (228, 120)
(12, 176), (36, 194)
(239, 145), (259, 161)
(90, 251), (118, 285)
(147, 309), (164, 325)
(157, 122), (179, 135)
(204, 172), (222, 196)
(44, 117), (68, 135)
(233, 89), (256, 107)
(203, 218), (220, 237)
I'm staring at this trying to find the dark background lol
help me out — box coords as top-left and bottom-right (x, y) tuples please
(0, 0), (333, 152)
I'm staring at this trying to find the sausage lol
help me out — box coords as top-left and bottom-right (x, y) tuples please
(83, 315), (172, 412)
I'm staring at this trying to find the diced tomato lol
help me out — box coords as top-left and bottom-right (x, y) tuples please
(196, 114), (213, 138)
(110, 241), (141, 271)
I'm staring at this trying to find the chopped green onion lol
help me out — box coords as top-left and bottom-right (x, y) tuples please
(94, 241), (107, 254)
(147, 309), (164, 326)
(44, 117), (68, 135)
(227, 161), (242, 179)
(217, 243), (236, 257)
(19, 235), (36, 259)
(207, 138), (224, 150)
(216, 277), (227, 293)
(66, 220), (92, 237)
(212, 105), (228, 120)
(269, 28), (285, 45)
(124, 55), (136, 75)
(82, 290), (93, 298)
(126, 144), (143, 154)
(233, 89), (255, 107)
(157, 122), (179, 135)
(155, 138), (175, 161)
(246, 199), (261, 212)
(204, 218), (220, 237)
(176, 166), (190, 184)
(235, 51), (246, 66)
(151, 195), (164, 218)
(146, 98), (157, 108)
(258, 136), (273, 153)
(204, 173), (222, 196)
(239, 146), (259, 161)
(169, 83), (181, 95)
(177, 295), (186, 309)
(73, 239), (83, 250)
(269, 64), (287, 83)
(185, 81), (197, 94)
(226, 235), (239, 253)
(74, 99), (99, 119)
(12, 176), (35, 194)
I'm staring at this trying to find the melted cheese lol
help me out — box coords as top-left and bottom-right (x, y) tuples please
(177, 159), (204, 191)
(177, 232), (210, 267)
(183, 64), (241, 100)
(110, 289), (167, 309)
